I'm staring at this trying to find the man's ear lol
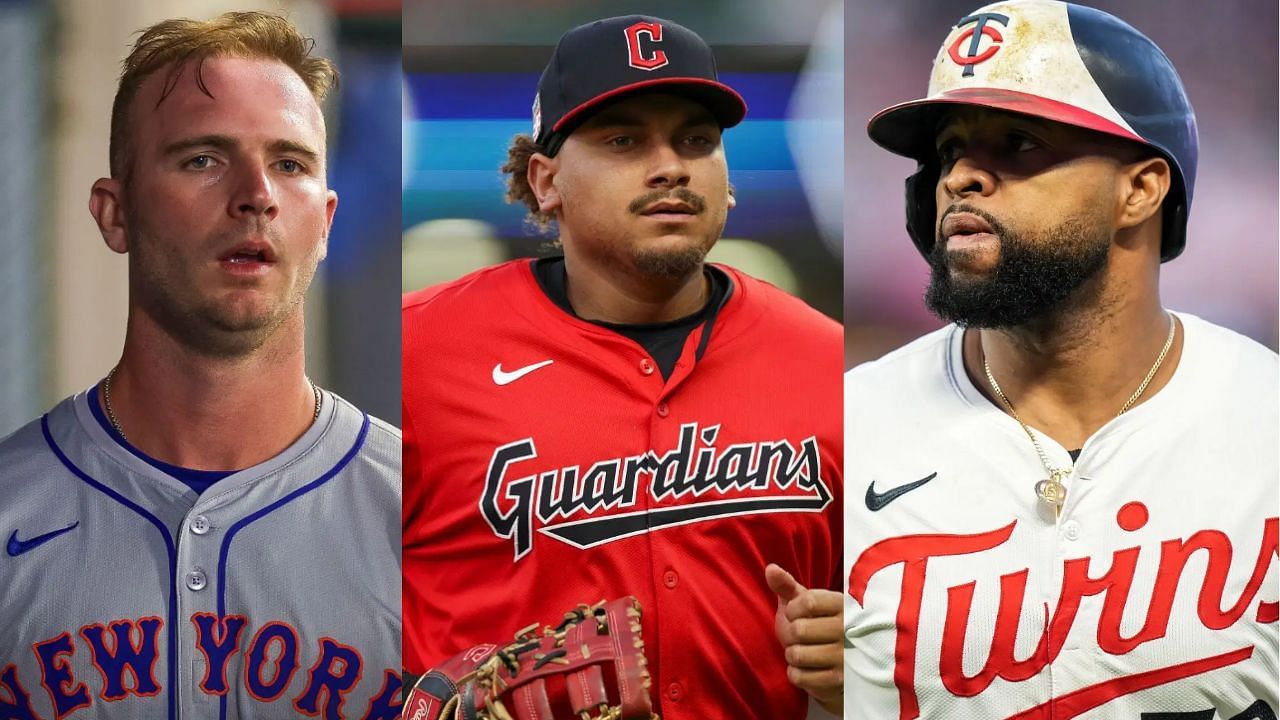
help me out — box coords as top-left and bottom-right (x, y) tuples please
(1116, 156), (1171, 231)
(90, 178), (129, 254)
(528, 152), (561, 215)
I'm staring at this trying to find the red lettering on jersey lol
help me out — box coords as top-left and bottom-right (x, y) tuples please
(1004, 647), (1253, 720)
(848, 521), (1016, 719)
(849, 507), (1279, 720)
(624, 22), (668, 71)
(77, 617), (162, 702)
(0, 663), (45, 720)
(31, 633), (90, 719)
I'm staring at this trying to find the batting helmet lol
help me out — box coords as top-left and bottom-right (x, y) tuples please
(867, 0), (1198, 262)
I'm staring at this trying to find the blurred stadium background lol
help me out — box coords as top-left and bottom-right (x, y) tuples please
(402, 0), (844, 330)
(845, 0), (1279, 368)
(0, 0), (401, 437)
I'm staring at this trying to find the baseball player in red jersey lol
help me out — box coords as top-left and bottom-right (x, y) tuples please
(845, 2), (1277, 718)
(403, 15), (843, 719)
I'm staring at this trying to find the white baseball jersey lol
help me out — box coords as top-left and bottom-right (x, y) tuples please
(844, 312), (1279, 719)
(0, 386), (401, 720)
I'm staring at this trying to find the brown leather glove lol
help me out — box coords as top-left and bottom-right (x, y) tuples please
(404, 597), (657, 720)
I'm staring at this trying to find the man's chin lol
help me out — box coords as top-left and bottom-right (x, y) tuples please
(631, 244), (709, 280)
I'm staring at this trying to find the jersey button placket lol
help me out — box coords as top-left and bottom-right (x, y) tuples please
(185, 568), (207, 591)
(665, 682), (683, 703)
(190, 514), (212, 535)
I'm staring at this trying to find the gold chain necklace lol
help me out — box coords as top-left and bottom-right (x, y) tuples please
(982, 313), (1176, 515)
(103, 366), (321, 441)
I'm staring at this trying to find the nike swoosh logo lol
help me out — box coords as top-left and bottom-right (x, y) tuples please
(865, 473), (937, 511)
(7, 521), (80, 557)
(492, 360), (553, 386)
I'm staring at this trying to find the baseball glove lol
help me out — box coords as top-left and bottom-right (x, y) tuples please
(404, 597), (657, 720)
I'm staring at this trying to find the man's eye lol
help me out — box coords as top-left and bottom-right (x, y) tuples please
(1010, 134), (1040, 152)
(684, 135), (715, 149)
(606, 136), (635, 147)
(936, 141), (962, 162)
(186, 155), (215, 169)
(278, 159), (303, 173)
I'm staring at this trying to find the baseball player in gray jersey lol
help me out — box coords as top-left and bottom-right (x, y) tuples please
(0, 12), (400, 720)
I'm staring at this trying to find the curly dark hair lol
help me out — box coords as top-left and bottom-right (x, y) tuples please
(501, 134), (557, 234)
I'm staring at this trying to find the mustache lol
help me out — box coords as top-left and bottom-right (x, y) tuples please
(211, 224), (284, 254)
(627, 187), (707, 215)
(937, 203), (1014, 244)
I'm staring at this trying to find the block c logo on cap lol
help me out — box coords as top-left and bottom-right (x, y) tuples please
(947, 12), (1010, 77)
(625, 21), (669, 71)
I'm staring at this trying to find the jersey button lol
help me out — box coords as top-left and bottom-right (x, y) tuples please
(663, 569), (678, 589)
(666, 682), (683, 702)
(190, 515), (211, 535)
(1062, 520), (1081, 541)
(185, 569), (208, 591)
(639, 358), (655, 376)
(656, 402), (670, 418)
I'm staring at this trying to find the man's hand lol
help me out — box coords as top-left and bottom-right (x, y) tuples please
(766, 563), (843, 715)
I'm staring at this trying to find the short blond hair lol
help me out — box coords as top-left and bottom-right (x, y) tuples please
(109, 11), (339, 178)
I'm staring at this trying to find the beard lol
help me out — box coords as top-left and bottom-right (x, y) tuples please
(924, 204), (1111, 328)
(127, 210), (320, 358)
(625, 187), (717, 280)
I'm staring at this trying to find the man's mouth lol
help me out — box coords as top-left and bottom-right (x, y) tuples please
(639, 200), (700, 222)
(217, 241), (277, 273)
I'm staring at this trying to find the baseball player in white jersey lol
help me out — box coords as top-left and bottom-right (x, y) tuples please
(0, 13), (400, 720)
(844, 2), (1278, 718)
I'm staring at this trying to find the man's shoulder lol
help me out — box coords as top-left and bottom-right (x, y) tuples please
(0, 398), (79, 496)
(845, 325), (955, 389)
(1179, 313), (1278, 399)
(327, 393), (401, 479)
(403, 259), (534, 317)
(1182, 312), (1278, 366)
(720, 265), (841, 341)
(0, 413), (53, 464)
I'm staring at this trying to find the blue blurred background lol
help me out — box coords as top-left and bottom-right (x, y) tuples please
(402, 0), (844, 325)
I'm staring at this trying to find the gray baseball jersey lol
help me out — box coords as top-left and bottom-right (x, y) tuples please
(0, 386), (401, 720)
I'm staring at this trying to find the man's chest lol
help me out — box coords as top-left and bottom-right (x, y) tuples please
(845, 431), (1279, 719)
(1, 467), (401, 720)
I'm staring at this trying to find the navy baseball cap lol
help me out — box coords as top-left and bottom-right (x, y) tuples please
(532, 15), (748, 156)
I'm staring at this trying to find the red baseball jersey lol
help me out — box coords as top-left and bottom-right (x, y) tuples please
(403, 259), (842, 719)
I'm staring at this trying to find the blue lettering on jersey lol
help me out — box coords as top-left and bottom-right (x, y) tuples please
(78, 618), (163, 701)
(293, 638), (363, 718)
(191, 614), (249, 695)
(244, 622), (301, 702)
(0, 663), (42, 720)
(9, 617), (400, 719)
(32, 632), (91, 717)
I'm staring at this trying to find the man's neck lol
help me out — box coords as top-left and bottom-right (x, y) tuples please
(563, 255), (709, 325)
(104, 314), (316, 471)
(962, 290), (1182, 451)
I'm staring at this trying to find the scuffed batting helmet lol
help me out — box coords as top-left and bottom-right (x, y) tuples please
(867, 0), (1198, 262)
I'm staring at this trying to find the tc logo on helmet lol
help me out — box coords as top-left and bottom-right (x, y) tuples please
(947, 12), (1010, 77)
(625, 21), (669, 71)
